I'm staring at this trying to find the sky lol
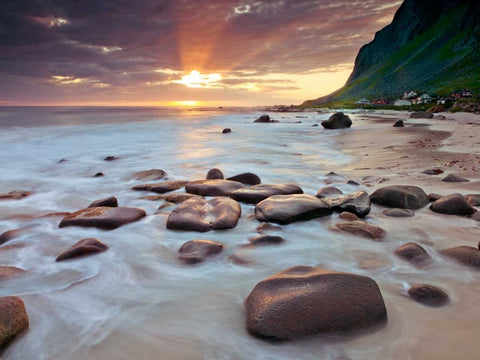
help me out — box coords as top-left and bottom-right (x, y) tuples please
(0, 0), (403, 107)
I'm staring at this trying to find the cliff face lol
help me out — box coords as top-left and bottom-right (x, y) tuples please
(304, 0), (480, 105)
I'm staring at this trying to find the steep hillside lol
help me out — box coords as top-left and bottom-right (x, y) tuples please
(303, 0), (480, 106)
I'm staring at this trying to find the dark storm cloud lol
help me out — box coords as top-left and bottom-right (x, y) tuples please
(0, 0), (402, 103)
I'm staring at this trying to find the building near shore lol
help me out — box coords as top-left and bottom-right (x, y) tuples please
(394, 99), (412, 106)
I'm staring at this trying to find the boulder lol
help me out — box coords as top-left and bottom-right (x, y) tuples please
(321, 112), (352, 129)
(245, 266), (387, 340)
(326, 190), (371, 218)
(427, 193), (443, 202)
(347, 180), (360, 186)
(130, 169), (167, 181)
(0, 228), (28, 246)
(430, 194), (476, 216)
(0, 266), (25, 280)
(465, 194), (480, 206)
(88, 196), (118, 208)
(439, 246), (480, 269)
(230, 183), (303, 204)
(0, 191), (31, 200)
(255, 194), (331, 224)
(104, 156), (119, 161)
(394, 243), (431, 266)
(56, 238), (108, 262)
(222, 128), (232, 134)
(335, 221), (386, 241)
(370, 185), (429, 209)
(410, 111), (433, 119)
(245, 235), (285, 247)
(316, 186), (343, 198)
(139, 195), (165, 201)
(408, 284), (449, 307)
(185, 179), (244, 197)
(393, 120), (404, 127)
(59, 206), (146, 230)
(166, 197), (241, 232)
(164, 193), (201, 204)
(434, 115), (447, 120)
(383, 208), (415, 217)
(178, 240), (223, 264)
(339, 212), (359, 221)
(422, 168), (444, 175)
(206, 168), (224, 180)
(94, 172), (104, 177)
(132, 180), (188, 194)
(226, 173), (261, 186)
(442, 174), (469, 183)
(0, 296), (29, 349)
(254, 115), (272, 123)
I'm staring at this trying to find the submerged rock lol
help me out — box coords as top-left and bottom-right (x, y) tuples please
(130, 169), (167, 181)
(339, 212), (359, 221)
(326, 190), (371, 218)
(442, 174), (469, 183)
(0, 266), (25, 280)
(253, 115), (272, 123)
(222, 128), (232, 134)
(383, 208), (415, 217)
(394, 243), (431, 266)
(226, 173), (261, 186)
(370, 185), (429, 209)
(104, 156), (119, 161)
(178, 240), (223, 264)
(245, 235), (285, 247)
(56, 238), (108, 262)
(164, 193), (201, 204)
(166, 197), (241, 232)
(88, 196), (118, 208)
(0, 296), (29, 349)
(255, 194), (331, 224)
(132, 180), (188, 194)
(94, 172), (104, 177)
(256, 222), (283, 234)
(186, 179), (244, 197)
(335, 221), (386, 241)
(439, 246), (480, 269)
(408, 284), (449, 307)
(59, 206), (146, 230)
(321, 112), (352, 129)
(206, 168), (224, 180)
(230, 183), (303, 204)
(316, 186), (343, 198)
(430, 194), (476, 216)
(245, 266), (387, 340)
(0, 191), (31, 200)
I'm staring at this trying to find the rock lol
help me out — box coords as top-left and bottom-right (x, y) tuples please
(185, 179), (244, 196)
(408, 284), (449, 307)
(139, 195), (165, 201)
(442, 174), (469, 182)
(326, 190), (371, 218)
(130, 169), (167, 181)
(103, 156), (119, 161)
(58, 158), (67, 163)
(434, 115), (447, 120)
(88, 196), (118, 208)
(321, 112), (352, 129)
(383, 208), (415, 217)
(410, 111), (433, 119)
(256, 223), (283, 233)
(394, 243), (431, 266)
(59, 206), (146, 230)
(312, 124), (319, 127)
(94, 172), (104, 177)
(430, 194), (476, 216)
(339, 212), (359, 221)
(206, 168), (224, 180)
(245, 266), (387, 340)
(422, 168), (444, 175)
(439, 246), (480, 269)
(472, 212), (480, 222)
(0, 296), (29, 349)
(347, 180), (360, 186)
(166, 197), (241, 232)
(335, 221), (386, 241)
(228, 253), (252, 265)
(132, 180), (188, 194)
(427, 193), (443, 202)
(245, 235), (285, 247)
(465, 194), (480, 206)
(0, 228), (27, 246)
(230, 183), (303, 204)
(316, 186), (343, 198)
(393, 120), (404, 127)
(370, 185), (429, 210)
(222, 128), (232, 134)
(56, 238), (108, 262)
(255, 194), (332, 224)
(226, 173), (261, 186)
(427, 104), (445, 113)
(39, 212), (70, 218)
(178, 240), (223, 264)
(0, 191), (31, 200)
(164, 193), (201, 204)
(0, 266), (25, 280)
(254, 115), (272, 123)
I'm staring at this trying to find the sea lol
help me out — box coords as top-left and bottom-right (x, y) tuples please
(0, 106), (479, 360)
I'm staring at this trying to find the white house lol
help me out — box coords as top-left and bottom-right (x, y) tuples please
(356, 98), (370, 105)
(394, 99), (412, 106)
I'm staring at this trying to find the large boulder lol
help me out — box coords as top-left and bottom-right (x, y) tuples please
(254, 115), (272, 123)
(255, 194), (331, 224)
(130, 169), (167, 181)
(408, 284), (449, 307)
(178, 240), (223, 264)
(410, 111), (433, 119)
(370, 185), (429, 209)
(88, 196), (118, 208)
(226, 173), (261, 186)
(430, 194), (476, 216)
(166, 197), (241, 232)
(321, 112), (352, 129)
(230, 183), (303, 204)
(0, 296), (29, 349)
(132, 180), (188, 194)
(335, 221), (386, 241)
(439, 246), (480, 269)
(394, 243), (431, 266)
(326, 190), (371, 218)
(185, 179), (244, 197)
(245, 266), (387, 340)
(59, 207), (146, 230)
(56, 238), (109, 262)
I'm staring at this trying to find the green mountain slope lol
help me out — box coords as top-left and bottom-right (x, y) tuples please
(303, 0), (480, 106)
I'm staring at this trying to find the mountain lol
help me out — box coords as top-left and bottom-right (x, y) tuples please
(303, 0), (480, 106)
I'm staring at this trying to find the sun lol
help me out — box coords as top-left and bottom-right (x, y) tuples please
(166, 100), (202, 107)
(177, 70), (222, 88)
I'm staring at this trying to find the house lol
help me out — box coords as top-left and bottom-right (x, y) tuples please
(372, 99), (387, 105)
(450, 88), (473, 99)
(356, 98), (370, 105)
(403, 91), (418, 99)
(437, 98), (447, 105)
(394, 99), (412, 106)
(412, 93), (433, 105)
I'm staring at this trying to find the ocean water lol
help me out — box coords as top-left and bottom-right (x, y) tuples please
(0, 107), (479, 360)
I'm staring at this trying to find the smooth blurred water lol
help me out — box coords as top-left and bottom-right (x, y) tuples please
(0, 107), (479, 360)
